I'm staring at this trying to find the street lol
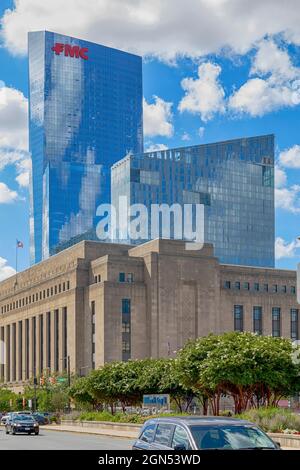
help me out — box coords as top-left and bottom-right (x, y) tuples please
(0, 427), (133, 450)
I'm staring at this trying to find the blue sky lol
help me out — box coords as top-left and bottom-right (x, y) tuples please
(0, 0), (299, 278)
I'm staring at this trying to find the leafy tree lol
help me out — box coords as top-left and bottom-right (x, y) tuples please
(69, 376), (101, 410)
(178, 332), (300, 415)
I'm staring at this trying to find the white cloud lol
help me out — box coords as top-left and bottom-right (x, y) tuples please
(279, 144), (300, 168)
(0, 86), (28, 150)
(143, 96), (174, 138)
(0, 148), (31, 188)
(181, 132), (190, 141)
(0, 257), (15, 281)
(145, 143), (168, 152)
(178, 62), (225, 121)
(198, 127), (205, 138)
(275, 165), (287, 189)
(275, 185), (300, 213)
(275, 237), (300, 260)
(0, 182), (18, 203)
(251, 39), (298, 80)
(229, 40), (300, 116)
(15, 158), (31, 187)
(2, 1), (300, 61)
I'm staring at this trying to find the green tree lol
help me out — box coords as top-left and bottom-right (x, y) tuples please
(178, 332), (300, 415)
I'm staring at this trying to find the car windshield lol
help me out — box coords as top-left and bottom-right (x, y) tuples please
(14, 415), (34, 422)
(191, 425), (276, 450)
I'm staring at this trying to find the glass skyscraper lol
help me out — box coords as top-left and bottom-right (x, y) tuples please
(28, 31), (143, 264)
(111, 135), (275, 267)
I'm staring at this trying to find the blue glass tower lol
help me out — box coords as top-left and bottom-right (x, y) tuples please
(28, 31), (143, 264)
(111, 135), (275, 267)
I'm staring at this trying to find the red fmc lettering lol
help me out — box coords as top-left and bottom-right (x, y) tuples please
(51, 43), (88, 60)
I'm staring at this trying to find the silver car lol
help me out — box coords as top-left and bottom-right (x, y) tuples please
(133, 416), (280, 450)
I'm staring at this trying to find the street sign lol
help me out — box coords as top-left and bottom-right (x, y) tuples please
(143, 394), (170, 409)
(57, 377), (67, 383)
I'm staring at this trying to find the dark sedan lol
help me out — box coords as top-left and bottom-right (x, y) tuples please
(5, 414), (39, 435)
(133, 417), (280, 450)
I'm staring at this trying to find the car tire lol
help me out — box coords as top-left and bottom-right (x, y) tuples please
(12, 428), (16, 435)
(5, 429), (9, 435)
(35, 431), (39, 435)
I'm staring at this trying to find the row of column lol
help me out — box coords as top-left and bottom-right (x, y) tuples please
(0, 307), (68, 384)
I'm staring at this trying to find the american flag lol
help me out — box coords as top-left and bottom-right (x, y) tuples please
(16, 240), (24, 248)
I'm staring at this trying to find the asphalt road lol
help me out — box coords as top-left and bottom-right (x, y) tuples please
(0, 427), (133, 450)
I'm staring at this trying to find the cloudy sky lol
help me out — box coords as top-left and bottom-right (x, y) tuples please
(0, 0), (299, 279)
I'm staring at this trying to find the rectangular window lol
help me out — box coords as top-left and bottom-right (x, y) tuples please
(224, 281), (231, 289)
(122, 299), (131, 314)
(254, 283), (259, 291)
(243, 282), (250, 290)
(235, 282), (240, 290)
(119, 272), (126, 282)
(234, 305), (243, 332)
(127, 273), (134, 283)
(253, 307), (263, 335)
(263, 284), (269, 292)
(122, 321), (131, 333)
(272, 307), (281, 337)
(272, 284), (278, 293)
(91, 301), (95, 370)
(291, 286), (296, 295)
(281, 285), (287, 293)
(291, 309), (299, 341)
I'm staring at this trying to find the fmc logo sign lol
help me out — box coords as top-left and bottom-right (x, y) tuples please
(51, 43), (88, 60)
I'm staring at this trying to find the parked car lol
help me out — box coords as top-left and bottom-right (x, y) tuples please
(5, 414), (39, 435)
(132, 417), (280, 450)
(1, 413), (14, 425)
(32, 413), (49, 425)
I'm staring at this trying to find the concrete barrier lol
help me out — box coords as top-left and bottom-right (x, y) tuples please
(45, 420), (300, 448)
(268, 433), (300, 449)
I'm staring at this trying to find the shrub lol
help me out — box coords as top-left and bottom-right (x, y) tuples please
(239, 407), (300, 433)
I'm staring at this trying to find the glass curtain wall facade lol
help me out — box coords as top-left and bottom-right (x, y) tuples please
(111, 135), (275, 267)
(29, 31), (143, 264)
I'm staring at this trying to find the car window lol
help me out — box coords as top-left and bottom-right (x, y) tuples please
(172, 426), (192, 450)
(154, 424), (174, 446)
(191, 425), (276, 450)
(140, 424), (156, 443)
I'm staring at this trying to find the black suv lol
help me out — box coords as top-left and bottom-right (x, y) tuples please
(133, 416), (280, 450)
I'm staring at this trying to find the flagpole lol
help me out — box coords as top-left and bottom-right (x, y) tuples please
(15, 240), (18, 289)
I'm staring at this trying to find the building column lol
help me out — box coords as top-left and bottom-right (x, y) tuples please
(51, 311), (56, 373)
(16, 321), (22, 382)
(36, 315), (41, 377)
(45, 312), (50, 372)
(4, 325), (10, 383)
(0, 326), (4, 382)
(58, 308), (64, 373)
(10, 323), (16, 382)
(29, 317), (34, 380)
(22, 319), (26, 381)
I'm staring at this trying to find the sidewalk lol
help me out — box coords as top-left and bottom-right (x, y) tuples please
(43, 423), (139, 439)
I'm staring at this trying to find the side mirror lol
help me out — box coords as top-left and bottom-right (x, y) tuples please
(174, 444), (187, 451)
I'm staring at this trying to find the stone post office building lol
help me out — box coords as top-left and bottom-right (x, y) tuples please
(0, 239), (298, 389)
